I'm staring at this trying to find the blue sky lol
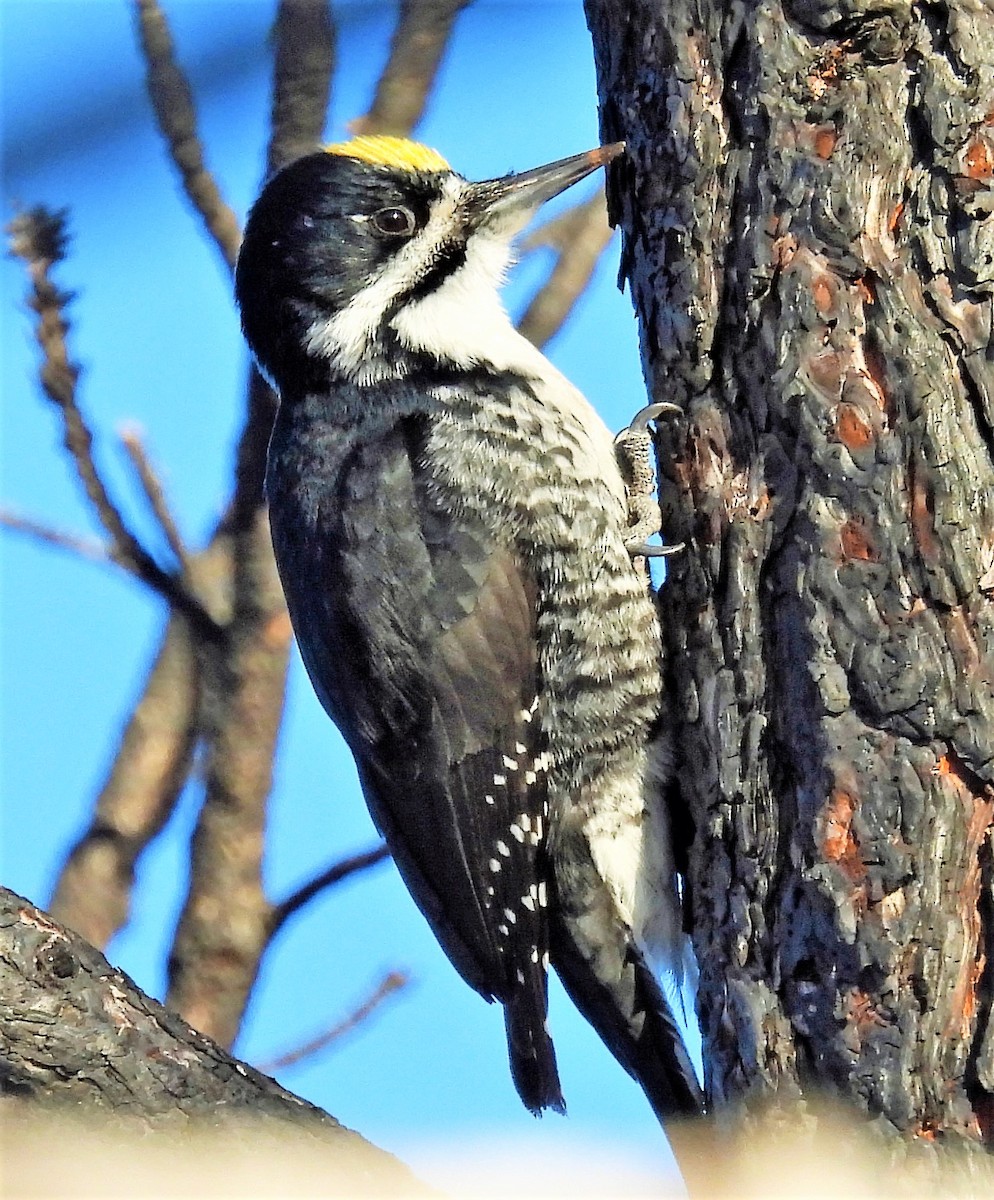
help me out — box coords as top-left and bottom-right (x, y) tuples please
(1, 2), (688, 1191)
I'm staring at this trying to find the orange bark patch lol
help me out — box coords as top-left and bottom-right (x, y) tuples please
(840, 519), (877, 562)
(965, 137), (993, 181)
(822, 788), (866, 881)
(959, 954), (984, 1024)
(945, 605), (982, 677)
(814, 126), (837, 158)
(888, 200), (904, 234)
(861, 342), (892, 417)
(835, 403), (874, 450)
(909, 458), (939, 562)
(812, 274), (836, 316)
(933, 749), (994, 1046)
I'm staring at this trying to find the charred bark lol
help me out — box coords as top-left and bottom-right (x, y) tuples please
(587, 0), (994, 1152)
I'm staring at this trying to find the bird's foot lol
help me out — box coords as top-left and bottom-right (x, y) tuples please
(614, 404), (684, 558)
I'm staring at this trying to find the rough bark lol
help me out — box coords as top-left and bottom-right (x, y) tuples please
(587, 0), (994, 1153)
(0, 887), (423, 1196)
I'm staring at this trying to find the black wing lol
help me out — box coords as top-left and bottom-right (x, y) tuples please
(271, 411), (562, 1112)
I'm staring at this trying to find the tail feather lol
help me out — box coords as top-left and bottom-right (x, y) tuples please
(504, 979), (566, 1115)
(550, 916), (704, 1121)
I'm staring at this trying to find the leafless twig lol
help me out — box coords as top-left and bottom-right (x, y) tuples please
(517, 193), (615, 349)
(5, 207), (218, 639)
(269, 844), (391, 939)
(0, 509), (110, 564)
(258, 971), (410, 1073)
(119, 424), (191, 574)
(134, 0), (242, 270)
(352, 0), (469, 137)
(268, 0), (336, 175)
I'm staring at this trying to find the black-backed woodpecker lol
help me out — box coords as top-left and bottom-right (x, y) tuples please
(235, 135), (702, 1123)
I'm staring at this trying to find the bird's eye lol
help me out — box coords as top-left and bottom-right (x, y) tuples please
(371, 206), (416, 236)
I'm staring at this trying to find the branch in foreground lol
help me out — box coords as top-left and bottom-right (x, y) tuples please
(5, 207), (220, 640)
(516, 194), (615, 349)
(258, 970), (409, 1074)
(0, 888), (424, 1196)
(352, 0), (469, 137)
(134, 0), (242, 270)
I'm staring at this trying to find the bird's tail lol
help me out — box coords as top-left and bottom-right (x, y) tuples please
(504, 972), (566, 1115)
(550, 916), (703, 1122)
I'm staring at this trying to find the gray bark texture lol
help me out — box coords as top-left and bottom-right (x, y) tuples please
(586, 0), (994, 1150)
(0, 887), (423, 1195)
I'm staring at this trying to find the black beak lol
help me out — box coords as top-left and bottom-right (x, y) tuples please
(467, 143), (625, 232)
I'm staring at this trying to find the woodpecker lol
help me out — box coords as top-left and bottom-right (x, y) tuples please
(235, 135), (702, 1122)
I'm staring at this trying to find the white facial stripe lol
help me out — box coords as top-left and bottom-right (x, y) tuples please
(306, 175), (469, 380)
(304, 174), (552, 385)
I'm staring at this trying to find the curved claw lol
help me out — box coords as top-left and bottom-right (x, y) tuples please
(614, 402), (684, 443)
(629, 541), (686, 558)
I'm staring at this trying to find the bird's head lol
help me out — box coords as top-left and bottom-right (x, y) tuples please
(235, 136), (624, 391)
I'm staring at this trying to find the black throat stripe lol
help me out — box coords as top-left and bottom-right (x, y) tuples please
(400, 240), (469, 307)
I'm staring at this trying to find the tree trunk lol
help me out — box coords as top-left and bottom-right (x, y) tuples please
(587, 0), (994, 1153)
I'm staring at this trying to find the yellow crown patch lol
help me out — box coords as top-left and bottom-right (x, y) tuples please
(324, 135), (450, 174)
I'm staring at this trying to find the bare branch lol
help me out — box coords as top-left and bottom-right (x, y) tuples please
(520, 192), (609, 256)
(1, 887), (428, 1198)
(5, 207), (220, 639)
(49, 619), (201, 947)
(269, 845), (391, 939)
(267, 0), (336, 175)
(516, 193), (615, 349)
(48, 535), (236, 949)
(351, 0), (469, 137)
(133, 0), (242, 270)
(258, 971), (410, 1074)
(0, 509), (110, 564)
(167, 513), (291, 1048)
(119, 424), (191, 574)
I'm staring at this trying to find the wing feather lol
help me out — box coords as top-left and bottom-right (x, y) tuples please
(270, 409), (562, 1109)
